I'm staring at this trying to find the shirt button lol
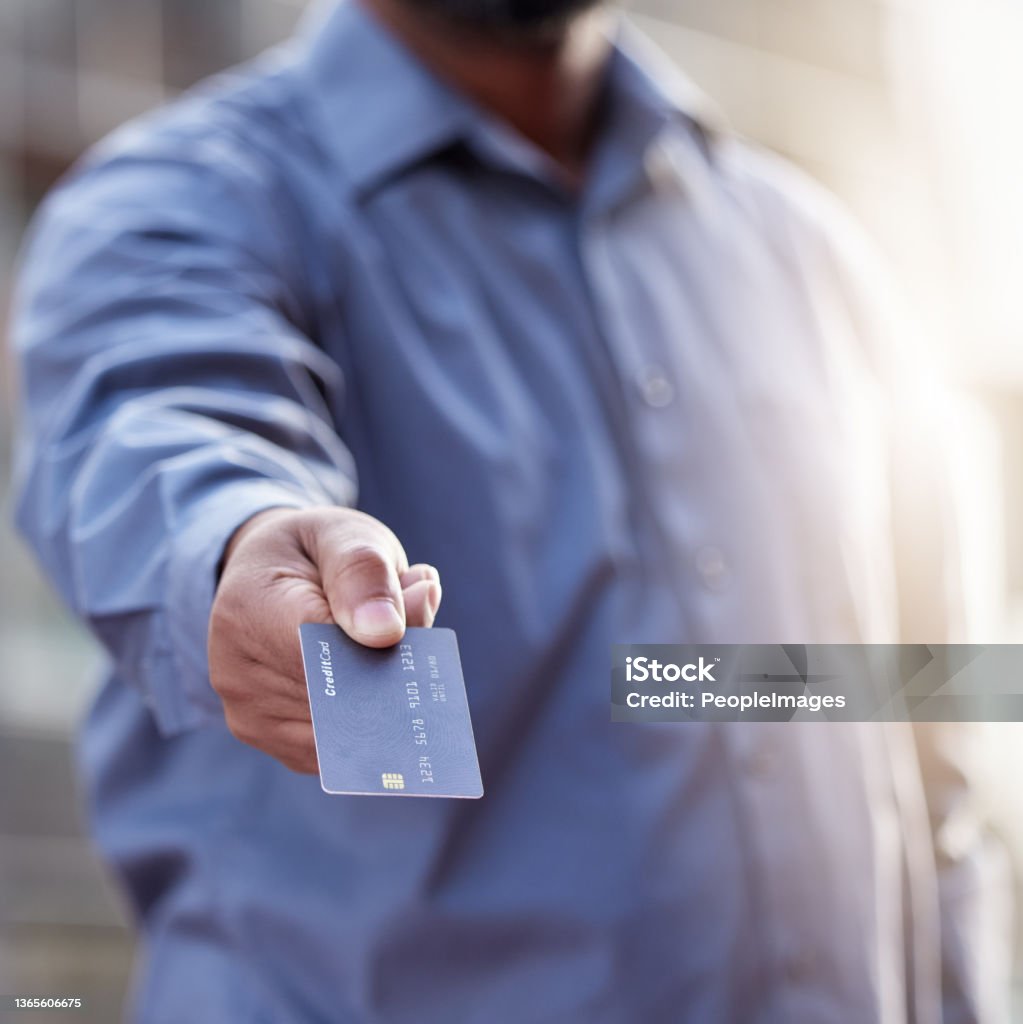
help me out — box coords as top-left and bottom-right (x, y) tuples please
(694, 544), (730, 591)
(784, 949), (814, 984)
(644, 144), (675, 192)
(636, 365), (675, 408)
(745, 749), (773, 778)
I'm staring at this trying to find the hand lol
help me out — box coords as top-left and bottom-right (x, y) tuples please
(208, 506), (441, 773)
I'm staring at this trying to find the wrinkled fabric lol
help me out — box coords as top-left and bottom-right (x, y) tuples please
(11, 2), (1007, 1021)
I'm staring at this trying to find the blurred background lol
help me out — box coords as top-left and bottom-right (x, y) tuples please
(1, 0), (1022, 1020)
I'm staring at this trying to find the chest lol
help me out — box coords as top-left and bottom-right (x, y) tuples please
(302, 168), (895, 639)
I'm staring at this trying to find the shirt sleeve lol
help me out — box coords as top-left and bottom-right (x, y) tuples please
(810, 184), (1014, 1024)
(885, 330), (1014, 1024)
(10, 123), (357, 736)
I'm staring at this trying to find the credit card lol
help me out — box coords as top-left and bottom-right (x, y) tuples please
(299, 623), (484, 799)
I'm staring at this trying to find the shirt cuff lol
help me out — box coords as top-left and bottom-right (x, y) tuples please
(155, 481), (324, 735)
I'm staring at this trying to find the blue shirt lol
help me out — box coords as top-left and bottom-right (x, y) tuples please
(11, 2), (1004, 1021)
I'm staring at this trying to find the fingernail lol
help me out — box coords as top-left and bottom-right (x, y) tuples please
(426, 581), (442, 622)
(353, 599), (404, 639)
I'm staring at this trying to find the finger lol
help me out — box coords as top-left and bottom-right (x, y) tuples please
(317, 532), (408, 648)
(214, 574), (332, 695)
(224, 701), (310, 752)
(403, 577), (442, 628)
(271, 719), (319, 774)
(226, 668), (313, 721)
(400, 563), (440, 589)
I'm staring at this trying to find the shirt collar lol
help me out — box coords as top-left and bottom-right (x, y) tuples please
(296, 0), (476, 194)
(581, 21), (725, 215)
(610, 17), (725, 140)
(295, 0), (724, 200)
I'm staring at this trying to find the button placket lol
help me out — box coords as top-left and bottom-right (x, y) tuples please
(694, 544), (730, 591)
(636, 365), (675, 408)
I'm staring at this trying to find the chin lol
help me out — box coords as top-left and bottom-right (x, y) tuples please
(402, 0), (604, 39)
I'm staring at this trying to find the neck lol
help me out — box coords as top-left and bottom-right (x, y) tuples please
(359, 0), (614, 179)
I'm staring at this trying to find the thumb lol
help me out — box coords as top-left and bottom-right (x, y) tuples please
(315, 526), (408, 648)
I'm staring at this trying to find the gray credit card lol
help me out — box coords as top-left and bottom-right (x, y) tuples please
(300, 623), (484, 799)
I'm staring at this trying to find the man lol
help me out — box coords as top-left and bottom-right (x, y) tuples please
(10, 0), (1009, 1020)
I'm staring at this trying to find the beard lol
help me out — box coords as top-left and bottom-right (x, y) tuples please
(396, 0), (603, 38)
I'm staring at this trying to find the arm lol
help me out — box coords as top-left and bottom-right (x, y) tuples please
(11, 126), (439, 761)
(820, 191), (1014, 1024)
(889, 387), (1014, 1024)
